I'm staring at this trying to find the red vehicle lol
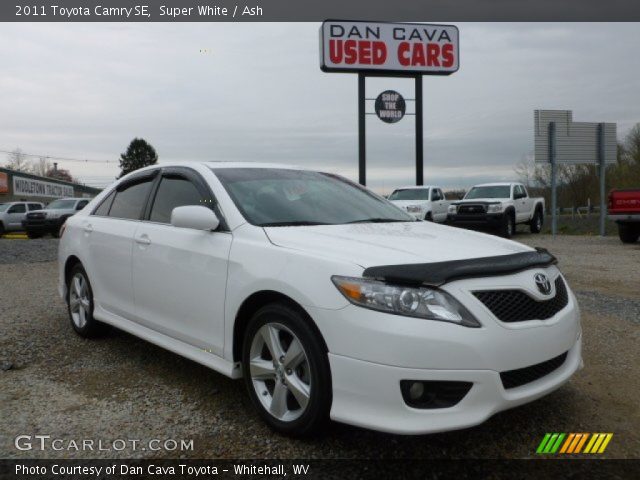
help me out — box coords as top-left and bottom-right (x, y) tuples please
(608, 189), (640, 243)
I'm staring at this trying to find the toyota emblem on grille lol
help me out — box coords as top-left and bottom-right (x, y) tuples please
(534, 273), (552, 295)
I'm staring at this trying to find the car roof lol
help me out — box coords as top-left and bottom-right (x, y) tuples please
(391, 185), (438, 190)
(472, 182), (518, 187)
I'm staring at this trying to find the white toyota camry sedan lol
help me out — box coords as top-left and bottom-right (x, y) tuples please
(58, 162), (582, 436)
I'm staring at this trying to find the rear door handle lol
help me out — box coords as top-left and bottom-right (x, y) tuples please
(135, 234), (151, 246)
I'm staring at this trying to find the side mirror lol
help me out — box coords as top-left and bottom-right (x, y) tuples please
(171, 205), (220, 231)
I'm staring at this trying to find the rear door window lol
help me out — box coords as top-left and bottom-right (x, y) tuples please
(108, 179), (154, 220)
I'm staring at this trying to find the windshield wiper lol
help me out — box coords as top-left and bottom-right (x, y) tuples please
(260, 221), (332, 227)
(345, 218), (409, 224)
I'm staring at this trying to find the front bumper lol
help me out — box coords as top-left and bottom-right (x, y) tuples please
(608, 214), (640, 222)
(447, 212), (505, 228)
(329, 336), (582, 434)
(22, 218), (60, 232)
(309, 266), (582, 434)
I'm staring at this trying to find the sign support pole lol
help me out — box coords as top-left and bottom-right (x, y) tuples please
(549, 121), (557, 237)
(358, 72), (366, 186)
(598, 123), (606, 237)
(415, 75), (424, 186)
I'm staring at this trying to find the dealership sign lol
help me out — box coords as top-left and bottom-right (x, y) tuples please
(375, 90), (406, 123)
(13, 176), (74, 198)
(320, 20), (459, 75)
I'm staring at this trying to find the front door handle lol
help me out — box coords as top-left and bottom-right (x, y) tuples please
(83, 224), (93, 234)
(135, 234), (151, 246)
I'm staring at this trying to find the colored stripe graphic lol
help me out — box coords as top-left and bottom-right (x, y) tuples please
(573, 433), (589, 453)
(538, 433), (613, 454)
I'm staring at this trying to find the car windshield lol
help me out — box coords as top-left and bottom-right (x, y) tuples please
(46, 199), (76, 210)
(388, 189), (430, 201)
(212, 168), (413, 227)
(465, 186), (511, 199)
(0, 203), (10, 212)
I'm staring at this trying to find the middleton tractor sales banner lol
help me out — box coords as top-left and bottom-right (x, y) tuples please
(320, 21), (459, 75)
(13, 176), (74, 198)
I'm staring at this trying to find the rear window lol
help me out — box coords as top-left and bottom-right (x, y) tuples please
(389, 189), (430, 201)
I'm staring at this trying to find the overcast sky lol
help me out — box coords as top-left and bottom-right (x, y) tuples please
(1, 22), (638, 192)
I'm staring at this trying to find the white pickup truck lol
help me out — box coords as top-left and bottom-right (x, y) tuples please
(388, 185), (450, 222)
(447, 182), (545, 238)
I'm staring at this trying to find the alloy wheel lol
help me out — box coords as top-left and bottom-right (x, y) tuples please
(69, 273), (91, 329)
(249, 322), (311, 422)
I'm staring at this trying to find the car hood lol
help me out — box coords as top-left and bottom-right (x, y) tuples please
(264, 221), (532, 268)
(455, 198), (505, 204)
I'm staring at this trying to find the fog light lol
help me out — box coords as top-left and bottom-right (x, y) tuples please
(408, 381), (424, 400)
(400, 380), (473, 409)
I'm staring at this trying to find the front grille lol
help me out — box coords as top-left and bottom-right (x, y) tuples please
(27, 212), (45, 219)
(458, 204), (486, 215)
(473, 276), (568, 323)
(500, 352), (568, 389)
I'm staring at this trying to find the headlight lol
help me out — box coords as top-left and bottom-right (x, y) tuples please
(486, 204), (503, 213)
(331, 276), (480, 327)
(406, 205), (422, 213)
(448, 205), (457, 214)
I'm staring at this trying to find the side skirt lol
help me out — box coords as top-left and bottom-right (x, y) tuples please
(93, 306), (242, 379)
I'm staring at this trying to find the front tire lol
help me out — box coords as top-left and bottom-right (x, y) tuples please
(618, 223), (640, 243)
(242, 303), (331, 436)
(529, 209), (543, 234)
(67, 264), (104, 337)
(27, 231), (43, 239)
(424, 212), (433, 222)
(499, 212), (515, 238)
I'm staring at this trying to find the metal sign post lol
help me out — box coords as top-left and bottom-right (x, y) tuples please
(549, 122), (557, 236)
(358, 73), (366, 185)
(598, 123), (606, 236)
(415, 75), (424, 186)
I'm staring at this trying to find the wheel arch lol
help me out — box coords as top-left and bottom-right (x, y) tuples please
(64, 255), (83, 288)
(232, 290), (329, 363)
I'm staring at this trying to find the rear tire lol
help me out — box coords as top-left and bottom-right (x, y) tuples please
(618, 223), (640, 244)
(529, 209), (543, 234)
(499, 212), (515, 238)
(67, 264), (104, 338)
(0, 222), (5, 237)
(27, 231), (42, 239)
(242, 303), (331, 437)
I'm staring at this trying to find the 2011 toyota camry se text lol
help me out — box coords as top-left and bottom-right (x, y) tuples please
(57, 163), (583, 436)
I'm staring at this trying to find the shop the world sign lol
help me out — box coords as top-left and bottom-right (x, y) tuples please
(13, 176), (74, 198)
(320, 20), (459, 75)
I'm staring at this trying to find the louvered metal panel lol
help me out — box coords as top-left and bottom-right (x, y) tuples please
(534, 110), (617, 164)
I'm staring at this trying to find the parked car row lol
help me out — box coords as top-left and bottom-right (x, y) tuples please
(0, 198), (90, 238)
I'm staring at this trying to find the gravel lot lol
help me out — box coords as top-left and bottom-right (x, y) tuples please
(0, 234), (638, 459)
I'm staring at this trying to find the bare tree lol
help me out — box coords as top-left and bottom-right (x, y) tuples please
(31, 157), (51, 177)
(5, 148), (31, 172)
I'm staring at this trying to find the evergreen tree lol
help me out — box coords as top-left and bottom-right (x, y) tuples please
(118, 138), (158, 178)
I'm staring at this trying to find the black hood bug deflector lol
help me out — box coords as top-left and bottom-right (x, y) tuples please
(362, 248), (557, 287)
